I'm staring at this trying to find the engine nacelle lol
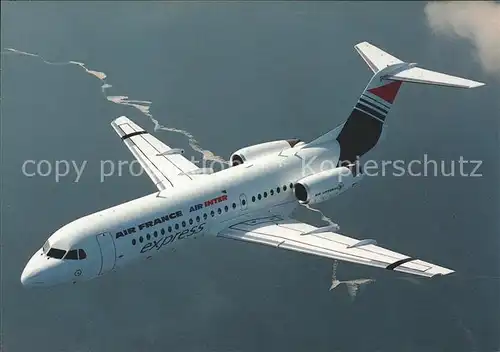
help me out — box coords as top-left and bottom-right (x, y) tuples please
(230, 139), (302, 166)
(294, 166), (363, 205)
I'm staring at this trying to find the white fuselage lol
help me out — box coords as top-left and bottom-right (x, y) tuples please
(21, 141), (342, 287)
(19, 40), (485, 288)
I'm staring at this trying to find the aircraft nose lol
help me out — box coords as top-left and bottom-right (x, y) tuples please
(20, 252), (61, 288)
(20, 263), (44, 287)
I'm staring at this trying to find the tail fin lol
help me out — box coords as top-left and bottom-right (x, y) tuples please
(307, 41), (485, 165)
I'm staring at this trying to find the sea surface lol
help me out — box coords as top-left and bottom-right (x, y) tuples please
(1, 2), (499, 352)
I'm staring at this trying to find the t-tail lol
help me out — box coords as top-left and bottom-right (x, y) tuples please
(306, 41), (485, 166)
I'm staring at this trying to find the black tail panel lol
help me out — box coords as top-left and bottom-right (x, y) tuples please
(336, 108), (384, 166)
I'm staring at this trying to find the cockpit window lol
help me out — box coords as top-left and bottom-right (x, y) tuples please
(43, 244), (87, 260)
(47, 248), (66, 259)
(65, 250), (78, 260)
(78, 249), (87, 259)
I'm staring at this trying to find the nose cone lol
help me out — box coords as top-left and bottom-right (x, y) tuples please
(20, 264), (42, 287)
(21, 251), (64, 288)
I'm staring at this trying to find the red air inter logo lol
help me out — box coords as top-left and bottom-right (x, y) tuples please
(189, 194), (228, 213)
(204, 195), (227, 207)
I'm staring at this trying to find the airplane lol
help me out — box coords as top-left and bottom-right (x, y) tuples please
(20, 41), (485, 288)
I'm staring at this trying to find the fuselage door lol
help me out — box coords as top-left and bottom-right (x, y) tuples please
(95, 232), (116, 275)
(239, 193), (248, 211)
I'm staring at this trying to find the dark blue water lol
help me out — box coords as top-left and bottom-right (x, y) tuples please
(2, 2), (499, 352)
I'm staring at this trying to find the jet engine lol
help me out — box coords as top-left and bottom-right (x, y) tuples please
(230, 139), (302, 166)
(294, 165), (363, 205)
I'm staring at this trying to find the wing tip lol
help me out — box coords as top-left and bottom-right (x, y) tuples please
(111, 115), (131, 126)
(354, 41), (370, 49)
(430, 267), (455, 278)
(467, 81), (485, 88)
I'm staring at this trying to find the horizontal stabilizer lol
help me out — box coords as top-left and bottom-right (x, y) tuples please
(355, 41), (403, 73)
(355, 41), (485, 88)
(386, 67), (484, 88)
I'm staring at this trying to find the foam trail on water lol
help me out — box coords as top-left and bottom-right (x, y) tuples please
(104, 95), (227, 164)
(5, 48), (73, 65)
(329, 260), (375, 301)
(2, 48), (228, 164)
(303, 204), (339, 229)
(301, 206), (375, 299)
(453, 310), (478, 352)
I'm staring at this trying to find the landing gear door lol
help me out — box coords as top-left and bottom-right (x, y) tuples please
(239, 193), (248, 211)
(95, 232), (116, 275)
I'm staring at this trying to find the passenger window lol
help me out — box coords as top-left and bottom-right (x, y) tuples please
(182, 221), (186, 228)
(217, 208), (222, 215)
(47, 248), (66, 259)
(168, 226), (172, 233)
(211, 210), (215, 217)
(139, 236), (144, 243)
(290, 183), (294, 189)
(203, 213), (208, 220)
(175, 224), (179, 230)
(189, 218), (193, 225)
(252, 196), (256, 202)
(154, 231), (158, 238)
(232, 203), (236, 209)
(277, 187), (281, 193)
(132, 239), (136, 246)
(161, 228), (165, 235)
(242, 199), (246, 206)
(270, 189), (274, 196)
(78, 249), (87, 259)
(196, 216), (200, 222)
(264, 192), (268, 198)
(65, 250), (78, 260)
(258, 194), (262, 200)
(146, 234), (151, 240)
(224, 205), (228, 212)
(283, 185), (287, 191)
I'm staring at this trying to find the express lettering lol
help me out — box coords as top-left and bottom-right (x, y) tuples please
(140, 223), (205, 253)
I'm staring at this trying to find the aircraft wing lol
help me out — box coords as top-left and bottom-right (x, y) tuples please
(111, 116), (200, 190)
(217, 215), (453, 278)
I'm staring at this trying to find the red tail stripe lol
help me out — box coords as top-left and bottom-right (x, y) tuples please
(367, 81), (402, 104)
